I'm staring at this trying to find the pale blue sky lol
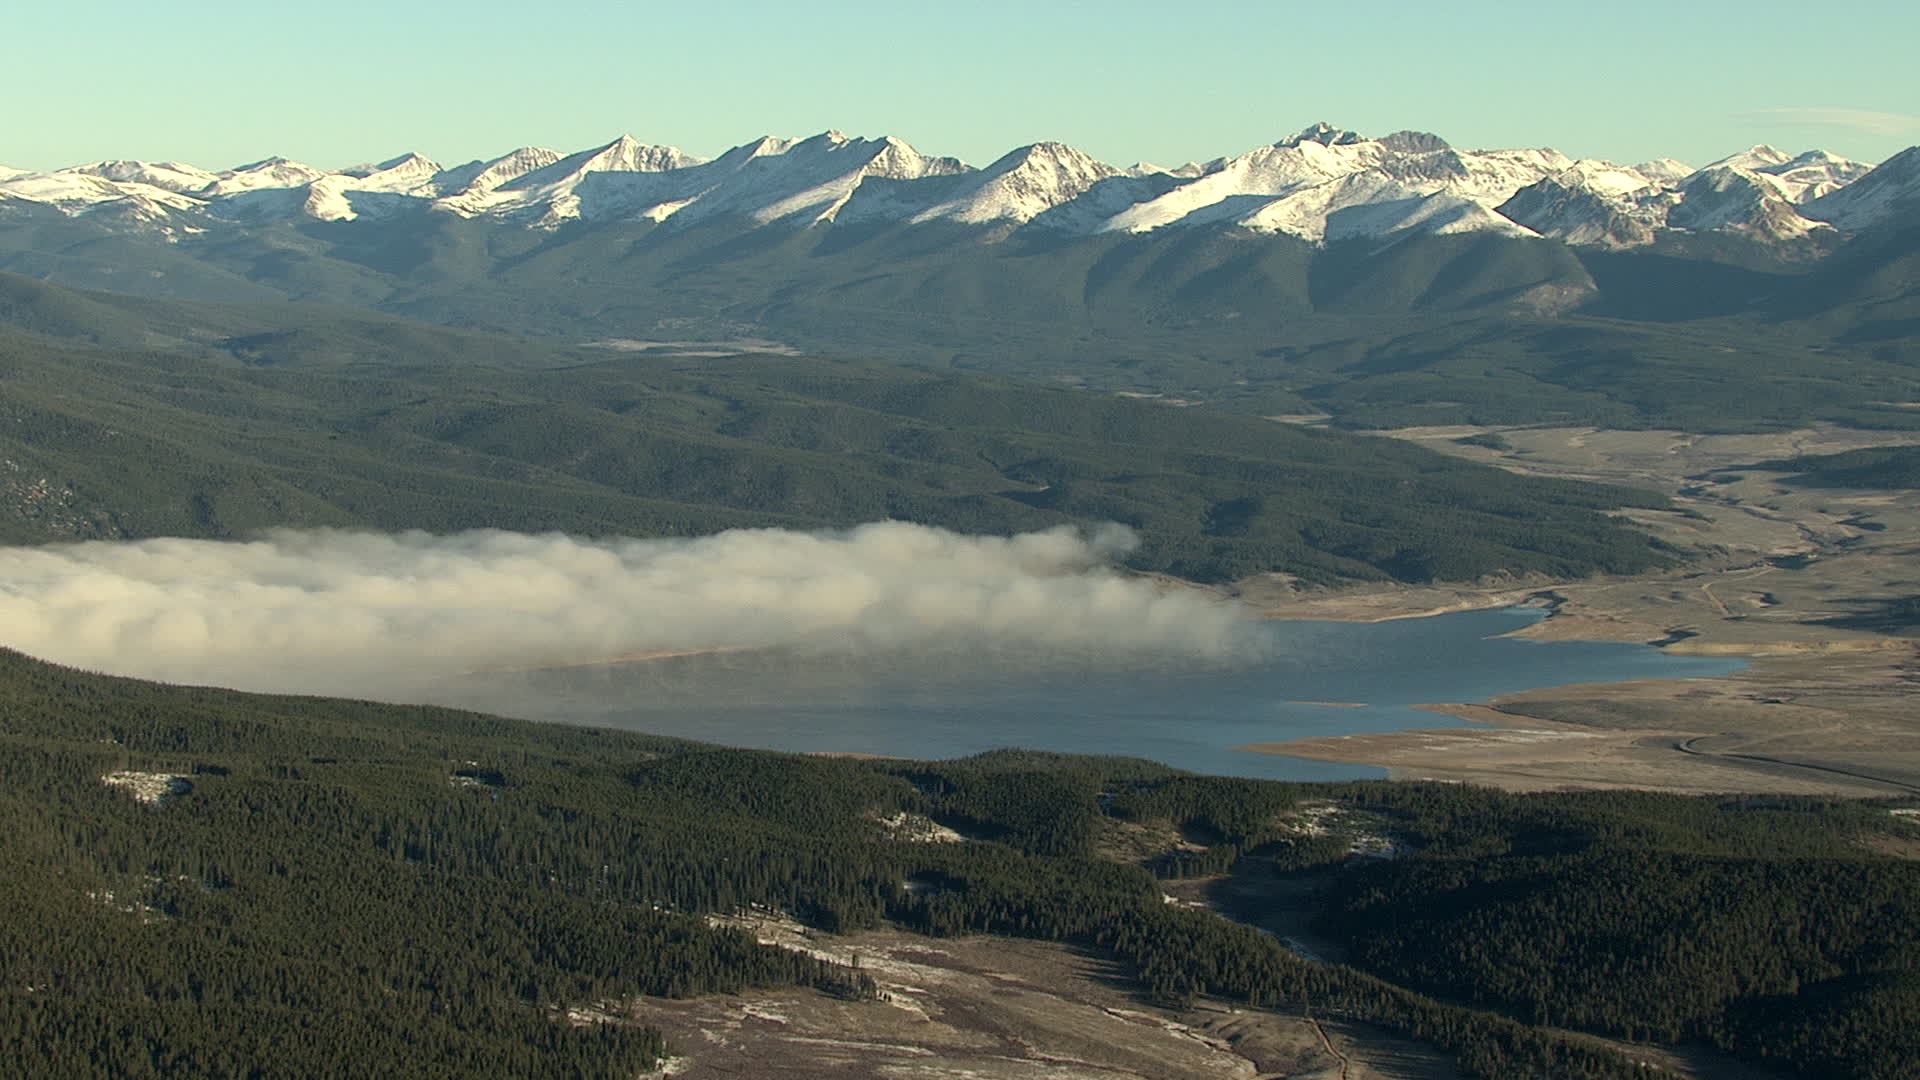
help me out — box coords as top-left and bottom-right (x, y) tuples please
(8, 0), (1917, 173)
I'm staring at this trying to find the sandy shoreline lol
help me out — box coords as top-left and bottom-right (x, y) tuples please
(1237, 590), (1920, 796)
(1228, 423), (1920, 796)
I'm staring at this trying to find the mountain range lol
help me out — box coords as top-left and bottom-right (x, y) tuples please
(6, 123), (1915, 248)
(4, 122), (1918, 440)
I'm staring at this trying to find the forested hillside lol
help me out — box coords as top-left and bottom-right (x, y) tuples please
(5, 199), (1918, 433)
(1763, 443), (1920, 488)
(2, 648), (1915, 1078)
(0, 279), (1680, 584)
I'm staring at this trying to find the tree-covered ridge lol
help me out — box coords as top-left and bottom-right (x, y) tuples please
(0, 308), (1677, 584)
(1305, 788), (1920, 1080)
(7, 206), (1918, 435)
(2, 648), (1916, 1078)
(1759, 443), (1920, 488)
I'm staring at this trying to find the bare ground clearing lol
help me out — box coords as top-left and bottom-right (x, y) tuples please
(609, 914), (1458, 1079)
(1237, 425), (1920, 795)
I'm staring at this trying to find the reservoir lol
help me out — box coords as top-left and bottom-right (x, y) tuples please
(458, 608), (1743, 780)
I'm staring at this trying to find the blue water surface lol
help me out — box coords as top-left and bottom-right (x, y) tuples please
(471, 608), (1742, 780)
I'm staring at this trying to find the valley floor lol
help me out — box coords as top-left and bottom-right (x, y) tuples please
(1235, 424), (1920, 796)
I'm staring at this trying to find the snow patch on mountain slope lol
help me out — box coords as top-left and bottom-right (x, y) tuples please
(1704, 145), (1795, 173)
(1426, 147), (1577, 203)
(1231, 172), (1536, 242)
(430, 147), (565, 197)
(1634, 158), (1695, 184)
(1090, 133), (1580, 241)
(1097, 138), (1376, 233)
(84, 192), (204, 228)
(1670, 167), (1828, 239)
(1021, 172), (1190, 233)
(1552, 160), (1660, 199)
(342, 153), (443, 192)
(437, 135), (702, 224)
(1326, 188), (1539, 242)
(1756, 149), (1876, 202)
(685, 132), (968, 226)
(0, 172), (137, 208)
(64, 160), (220, 193)
(1500, 145), (1866, 246)
(1695, 146), (1871, 204)
(296, 154), (449, 222)
(905, 142), (1115, 225)
(201, 157), (330, 197)
(1802, 146), (1920, 230)
(1498, 176), (1674, 248)
(0, 172), (202, 213)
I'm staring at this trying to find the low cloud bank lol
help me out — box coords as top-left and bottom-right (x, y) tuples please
(0, 523), (1267, 700)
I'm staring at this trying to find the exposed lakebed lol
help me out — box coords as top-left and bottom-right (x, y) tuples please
(457, 608), (1743, 780)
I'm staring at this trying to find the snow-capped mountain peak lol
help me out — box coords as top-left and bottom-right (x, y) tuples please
(431, 136), (702, 225)
(431, 147), (565, 197)
(859, 135), (966, 182)
(683, 131), (968, 227)
(492, 136), (698, 193)
(1707, 145), (1794, 172)
(63, 160), (220, 193)
(566, 134), (698, 176)
(339, 153), (440, 181)
(733, 135), (803, 162)
(1802, 145), (1920, 231)
(291, 154), (450, 222)
(1553, 159), (1660, 198)
(1669, 165), (1827, 239)
(1754, 149), (1875, 202)
(201, 157), (329, 197)
(1498, 173), (1674, 248)
(1680, 144), (1874, 217)
(1633, 158), (1695, 185)
(896, 141), (1116, 226)
(0, 126), (1908, 249)
(999, 141), (1108, 172)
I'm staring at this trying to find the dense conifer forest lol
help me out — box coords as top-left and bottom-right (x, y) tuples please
(2, 648), (1915, 1078)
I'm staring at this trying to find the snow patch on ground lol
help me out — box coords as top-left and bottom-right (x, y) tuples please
(738, 1003), (791, 1025)
(85, 888), (165, 922)
(876, 811), (967, 843)
(705, 910), (954, 1017)
(101, 771), (191, 806)
(85, 873), (179, 922)
(1280, 800), (1403, 858)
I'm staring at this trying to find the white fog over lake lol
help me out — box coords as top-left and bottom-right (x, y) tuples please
(0, 527), (1741, 778)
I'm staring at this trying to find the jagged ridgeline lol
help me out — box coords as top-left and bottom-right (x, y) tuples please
(2, 127), (1917, 434)
(0, 278), (1677, 584)
(4, 648), (1916, 1078)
